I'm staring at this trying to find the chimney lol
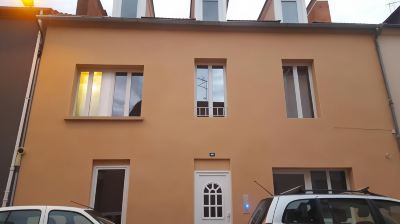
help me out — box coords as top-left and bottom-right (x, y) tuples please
(76, 0), (107, 16)
(113, 0), (155, 18)
(190, 0), (228, 21)
(307, 0), (331, 23)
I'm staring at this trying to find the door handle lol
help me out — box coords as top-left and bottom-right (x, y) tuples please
(227, 212), (231, 223)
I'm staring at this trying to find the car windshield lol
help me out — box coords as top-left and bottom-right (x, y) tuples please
(85, 210), (116, 224)
(248, 198), (273, 224)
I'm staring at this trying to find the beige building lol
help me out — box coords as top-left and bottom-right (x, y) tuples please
(12, 1), (400, 224)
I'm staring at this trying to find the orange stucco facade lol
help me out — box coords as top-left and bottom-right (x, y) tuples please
(13, 21), (400, 224)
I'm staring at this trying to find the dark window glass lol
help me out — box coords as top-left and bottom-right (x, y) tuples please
(129, 73), (143, 117)
(320, 199), (376, 224)
(203, 0), (219, 21)
(329, 171), (347, 193)
(210, 207), (216, 217)
(311, 171), (328, 193)
(211, 195), (216, 205)
(94, 169), (126, 224)
(297, 66), (314, 118)
(48, 211), (93, 224)
(273, 173), (305, 194)
(249, 198), (273, 224)
(204, 195), (209, 205)
(0, 212), (9, 223)
(217, 195), (222, 205)
(283, 66), (298, 118)
(204, 207), (209, 217)
(282, 199), (319, 223)
(112, 73), (127, 116)
(5, 210), (41, 224)
(217, 207), (223, 217)
(373, 200), (400, 224)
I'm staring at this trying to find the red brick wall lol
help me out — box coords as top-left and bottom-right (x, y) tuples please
(308, 1), (331, 23)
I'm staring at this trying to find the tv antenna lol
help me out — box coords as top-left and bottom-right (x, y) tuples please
(387, 0), (400, 13)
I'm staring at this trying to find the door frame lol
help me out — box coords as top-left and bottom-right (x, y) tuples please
(90, 165), (130, 224)
(194, 170), (232, 224)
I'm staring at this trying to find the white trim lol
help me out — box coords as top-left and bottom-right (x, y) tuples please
(112, 0), (122, 17)
(292, 67), (303, 118)
(137, 0), (147, 18)
(195, 0), (226, 21)
(90, 165), (130, 224)
(307, 66), (318, 118)
(276, 0), (308, 23)
(208, 65), (214, 117)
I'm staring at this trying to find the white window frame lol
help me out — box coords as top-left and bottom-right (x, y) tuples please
(283, 63), (317, 119)
(194, 0), (227, 21)
(273, 169), (351, 193)
(275, 0), (308, 23)
(112, 0), (147, 18)
(194, 64), (228, 118)
(90, 165), (130, 224)
(73, 69), (143, 117)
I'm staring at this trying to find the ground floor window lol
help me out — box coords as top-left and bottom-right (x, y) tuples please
(273, 169), (349, 194)
(90, 166), (129, 224)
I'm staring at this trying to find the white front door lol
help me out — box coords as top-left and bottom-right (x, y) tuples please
(195, 171), (232, 224)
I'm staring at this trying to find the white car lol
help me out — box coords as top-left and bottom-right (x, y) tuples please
(249, 187), (400, 224)
(0, 206), (115, 224)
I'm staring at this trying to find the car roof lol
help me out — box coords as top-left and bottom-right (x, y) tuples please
(274, 194), (400, 202)
(0, 206), (90, 212)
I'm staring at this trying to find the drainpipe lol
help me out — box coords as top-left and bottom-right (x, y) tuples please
(374, 25), (400, 148)
(2, 13), (44, 207)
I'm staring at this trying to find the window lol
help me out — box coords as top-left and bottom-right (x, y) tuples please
(74, 70), (143, 117)
(273, 170), (348, 194)
(203, 182), (223, 219)
(373, 200), (400, 224)
(203, 0), (219, 21)
(283, 199), (320, 223)
(320, 199), (376, 224)
(48, 211), (93, 224)
(0, 210), (41, 224)
(281, 0), (299, 23)
(196, 65), (226, 117)
(283, 64), (316, 118)
(90, 166), (129, 224)
(121, 0), (138, 18)
(249, 198), (273, 224)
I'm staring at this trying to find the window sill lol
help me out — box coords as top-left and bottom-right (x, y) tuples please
(65, 116), (144, 121)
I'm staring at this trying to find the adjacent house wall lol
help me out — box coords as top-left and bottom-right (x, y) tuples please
(378, 28), (400, 135)
(0, 7), (41, 205)
(307, 0), (331, 23)
(258, 0), (275, 21)
(76, 0), (107, 16)
(13, 22), (400, 224)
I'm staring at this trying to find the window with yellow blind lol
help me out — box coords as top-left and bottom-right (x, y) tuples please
(74, 70), (143, 117)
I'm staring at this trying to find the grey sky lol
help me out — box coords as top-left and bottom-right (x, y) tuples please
(0, 0), (399, 23)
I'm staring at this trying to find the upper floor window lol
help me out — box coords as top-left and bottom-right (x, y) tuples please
(282, 64), (316, 118)
(196, 65), (226, 117)
(203, 0), (219, 21)
(281, 0), (299, 23)
(74, 70), (143, 117)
